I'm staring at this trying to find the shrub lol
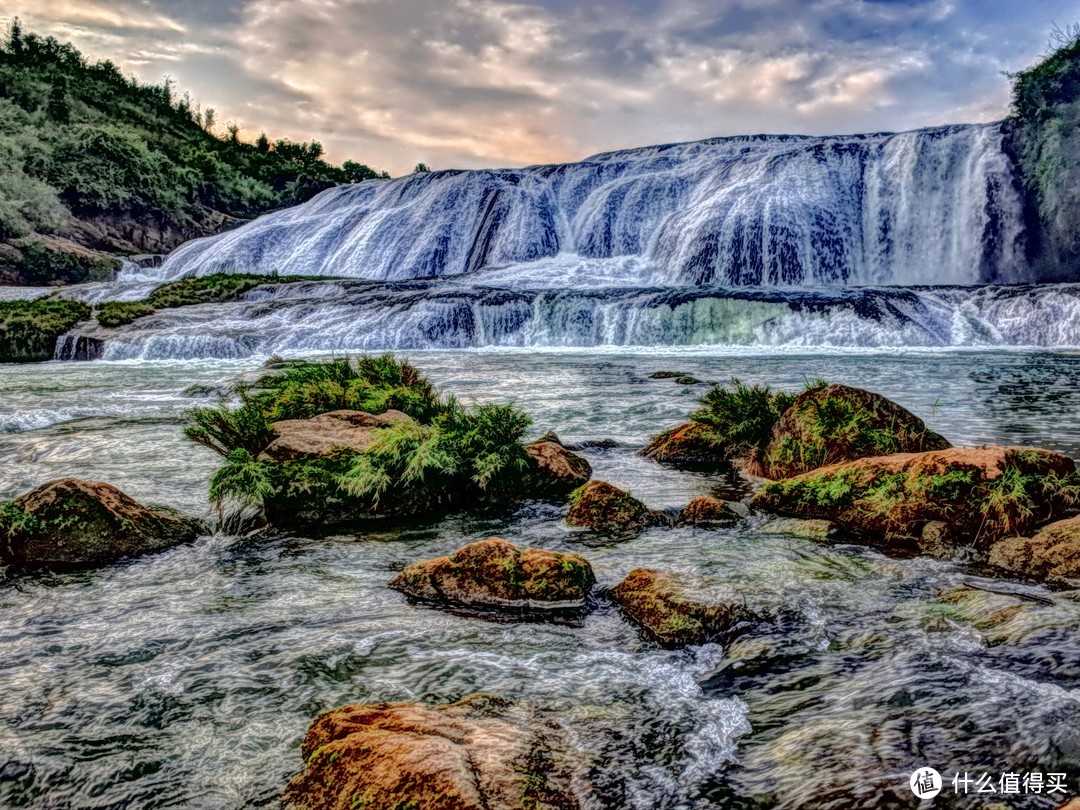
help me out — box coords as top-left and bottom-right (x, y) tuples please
(690, 378), (799, 457)
(97, 300), (155, 328)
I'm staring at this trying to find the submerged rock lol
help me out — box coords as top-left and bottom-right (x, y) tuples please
(648, 370), (687, 379)
(758, 517), (838, 540)
(259, 409), (414, 463)
(0, 478), (200, 570)
(989, 516), (1080, 582)
(389, 537), (595, 610)
(525, 440), (592, 499)
(610, 568), (750, 648)
(761, 383), (951, 479)
(753, 446), (1076, 549)
(565, 481), (660, 532)
(284, 695), (582, 810)
(679, 496), (740, 527)
(640, 422), (720, 466)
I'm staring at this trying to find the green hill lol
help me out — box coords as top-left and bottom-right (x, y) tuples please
(0, 20), (388, 286)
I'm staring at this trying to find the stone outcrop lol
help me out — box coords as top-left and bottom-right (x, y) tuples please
(0, 478), (200, 570)
(525, 440), (592, 499)
(610, 568), (750, 648)
(389, 538), (595, 610)
(679, 496), (739, 527)
(284, 695), (582, 810)
(752, 446), (1076, 549)
(989, 516), (1080, 582)
(565, 481), (661, 532)
(259, 409), (414, 463)
(640, 422), (720, 466)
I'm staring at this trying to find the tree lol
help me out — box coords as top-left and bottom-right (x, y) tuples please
(8, 18), (24, 58)
(203, 106), (216, 134)
(413, 162), (431, 173)
(47, 75), (71, 123)
(255, 132), (270, 154)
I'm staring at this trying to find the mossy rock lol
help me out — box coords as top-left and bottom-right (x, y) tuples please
(0, 298), (91, 363)
(565, 481), (661, 533)
(609, 568), (751, 648)
(762, 383), (951, 479)
(524, 440), (592, 500)
(284, 695), (583, 810)
(679, 496), (740, 527)
(753, 446), (1078, 550)
(640, 422), (722, 466)
(389, 537), (595, 611)
(0, 478), (201, 570)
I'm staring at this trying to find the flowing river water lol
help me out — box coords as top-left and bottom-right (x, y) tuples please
(2, 349), (1080, 809)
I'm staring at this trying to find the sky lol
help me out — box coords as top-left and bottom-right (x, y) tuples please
(3, 0), (1078, 175)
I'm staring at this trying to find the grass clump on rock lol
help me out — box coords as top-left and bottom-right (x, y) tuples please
(0, 297), (90, 362)
(185, 355), (555, 526)
(644, 379), (950, 479)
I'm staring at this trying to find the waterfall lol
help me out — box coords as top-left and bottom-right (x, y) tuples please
(144, 124), (1029, 289)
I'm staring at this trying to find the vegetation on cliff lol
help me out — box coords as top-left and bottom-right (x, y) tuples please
(0, 20), (389, 284)
(0, 297), (88, 362)
(1008, 23), (1080, 276)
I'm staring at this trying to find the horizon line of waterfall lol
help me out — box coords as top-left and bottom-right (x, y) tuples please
(142, 123), (1031, 289)
(55, 280), (1080, 360)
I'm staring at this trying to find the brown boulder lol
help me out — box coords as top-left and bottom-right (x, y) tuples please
(610, 569), (749, 648)
(989, 516), (1080, 581)
(759, 518), (838, 539)
(640, 422), (721, 466)
(389, 538), (595, 610)
(283, 695), (582, 810)
(525, 440), (592, 499)
(679, 496), (739, 527)
(0, 478), (200, 570)
(259, 409), (414, 462)
(565, 480), (660, 532)
(761, 384), (951, 479)
(752, 446), (1076, 548)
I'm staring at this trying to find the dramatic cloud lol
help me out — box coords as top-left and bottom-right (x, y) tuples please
(3, 0), (1077, 173)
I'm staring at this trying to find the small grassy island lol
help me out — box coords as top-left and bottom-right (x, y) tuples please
(185, 355), (590, 526)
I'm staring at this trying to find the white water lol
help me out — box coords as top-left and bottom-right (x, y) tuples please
(142, 124), (1027, 289)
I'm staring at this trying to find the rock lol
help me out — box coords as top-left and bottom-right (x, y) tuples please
(1054, 800), (1080, 810)
(259, 409), (415, 463)
(759, 518), (838, 540)
(389, 538), (595, 610)
(640, 421), (721, 466)
(610, 568), (750, 648)
(0, 478), (200, 570)
(534, 430), (562, 445)
(565, 481), (659, 532)
(525, 441), (592, 499)
(918, 520), (955, 558)
(679, 496), (740, 527)
(573, 438), (619, 450)
(762, 384), (951, 479)
(283, 695), (582, 810)
(989, 516), (1080, 581)
(752, 446), (1076, 549)
(648, 370), (687, 379)
(674, 376), (702, 385)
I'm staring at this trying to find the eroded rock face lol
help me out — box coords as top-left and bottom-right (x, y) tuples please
(752, 446), (1076, 548)
(389, 538), (595, 610)
(610, 568), (750, 648)
(989, 516), (1080, 581)
(525, 440), (592, 499)
(0, 478), (200, 570)
(565, 481), (659, 532)
(640, 422), (720, 466)
(259, 409), (414, 463)
(284, 695), (582, 810)
(762, 384), (951, 479)
(679, 496), (739, 527)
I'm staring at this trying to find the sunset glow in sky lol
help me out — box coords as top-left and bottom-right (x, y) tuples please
(5, 0), (1078, 175)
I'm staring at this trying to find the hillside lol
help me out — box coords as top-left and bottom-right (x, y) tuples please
(0, 20), (388, 286)
(1006, 24), (1080, 279)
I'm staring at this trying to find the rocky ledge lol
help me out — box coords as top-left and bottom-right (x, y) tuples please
(389, 537), (595, 611)
(0, 478), (201, 571)
(283, 695), (583, 810)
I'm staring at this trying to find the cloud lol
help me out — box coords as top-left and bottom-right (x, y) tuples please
(5, 0), (1079, 173)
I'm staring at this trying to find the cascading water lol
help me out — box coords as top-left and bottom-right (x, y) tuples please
(58, 122), (1076, 358)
